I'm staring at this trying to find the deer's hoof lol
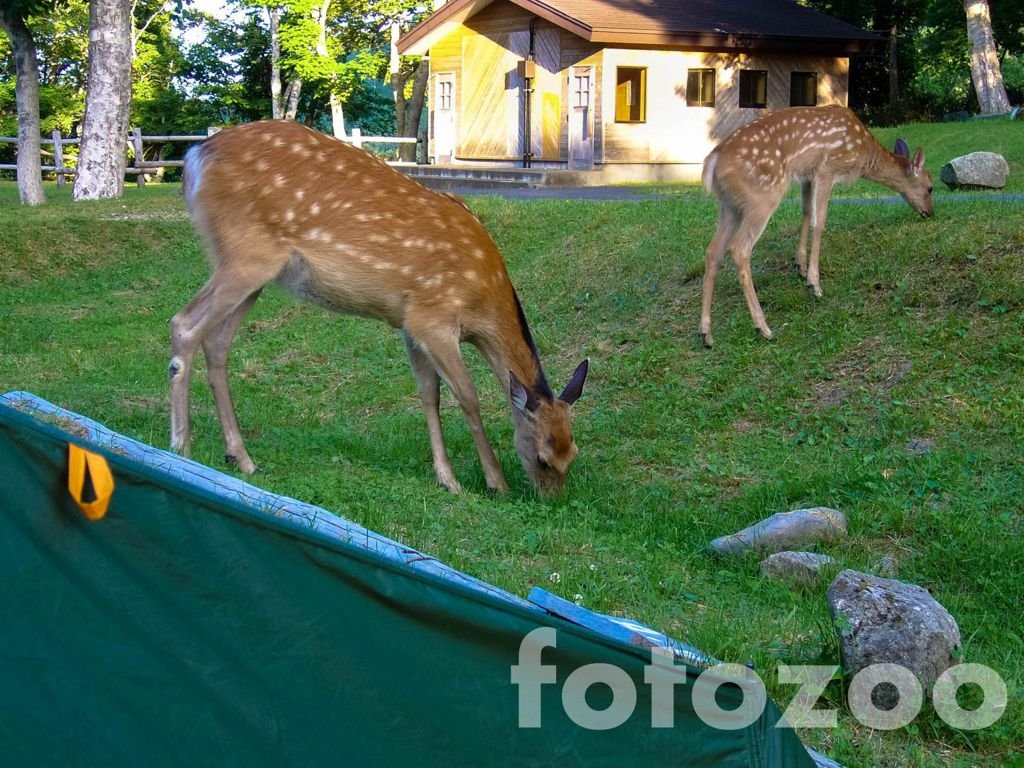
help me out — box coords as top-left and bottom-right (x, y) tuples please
(757, 326), (774, 341)
(437, 474), (463, 494)
(808, 284), (823, 298)
(226, 454), (259, 475)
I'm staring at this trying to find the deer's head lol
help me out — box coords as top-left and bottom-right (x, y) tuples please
(510, 360), (589, 497)
(893, 138), (934, 219)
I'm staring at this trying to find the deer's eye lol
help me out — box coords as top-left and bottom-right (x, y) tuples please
(537, 457), (552, 471)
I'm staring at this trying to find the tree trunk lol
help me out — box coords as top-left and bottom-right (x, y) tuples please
(888, 25), (898, 108)
(962, 0), (1011, 114)
(0, 8), (46, 205)
(269, 6), (283, 119)
(73, 0), (133, 201)
(284, 79), (302, 121)
(391, 22), (427, 163)
(313, 0), (344, 137)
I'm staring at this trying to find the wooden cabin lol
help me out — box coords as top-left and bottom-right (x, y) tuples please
(398, 0), (883, 182)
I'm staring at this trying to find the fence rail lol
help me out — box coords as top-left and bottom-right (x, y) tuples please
(0, 127), (424, 188)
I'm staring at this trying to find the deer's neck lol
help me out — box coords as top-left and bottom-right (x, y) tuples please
(862, 140), (907, 191)
(478, 290), (553, 402)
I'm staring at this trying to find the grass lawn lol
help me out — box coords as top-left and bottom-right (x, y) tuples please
(1, 116), (1022, 766)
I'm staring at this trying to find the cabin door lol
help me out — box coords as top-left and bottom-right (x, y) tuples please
(434, 73), (455, 163)
(568, 66), (594, 170)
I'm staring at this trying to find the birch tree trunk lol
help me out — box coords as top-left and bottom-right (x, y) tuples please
(313, 0), (344, 137)
(73, 0), (133, 201)
(0, 8), (46, 205)
(268, 5), (302, 121)
(269, 5), (283, 118)
(962, 0), (1011, 114)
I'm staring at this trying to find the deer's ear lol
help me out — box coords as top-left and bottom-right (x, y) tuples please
(559, 359), (589, 406)
(911, 148), (926, 174)
(510, 371), (539, 415)
(893, 138), (910, 159)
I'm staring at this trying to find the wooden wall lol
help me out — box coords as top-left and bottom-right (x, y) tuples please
(426, 0), (851, 167)
(600, 49), (849, 165)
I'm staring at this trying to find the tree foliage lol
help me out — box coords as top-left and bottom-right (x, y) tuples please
(2, 0), (1022, 174)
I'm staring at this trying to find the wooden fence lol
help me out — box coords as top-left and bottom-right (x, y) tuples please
(0, 127), (424, 188)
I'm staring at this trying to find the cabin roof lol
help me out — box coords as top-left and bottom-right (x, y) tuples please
(398, 0), (884, 56)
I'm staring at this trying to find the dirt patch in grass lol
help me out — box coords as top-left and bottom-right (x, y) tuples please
(807, 334), (913, 408)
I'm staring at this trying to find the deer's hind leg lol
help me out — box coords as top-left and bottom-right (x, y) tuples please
(170, 260), (276, 470)
(203, 289), (263, 473)
(699, 202), (740, 348)
(728, 193), (783, 341)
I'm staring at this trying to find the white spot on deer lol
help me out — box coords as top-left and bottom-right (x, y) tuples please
(285, 209), (295, 222)
(310, 202), (321, 216)
(295, 188), (305, 201)
(273, 174), (286, 188)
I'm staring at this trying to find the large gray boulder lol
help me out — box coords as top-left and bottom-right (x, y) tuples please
(940, 151), (1009, 189)
(709, 507), (847, 556)
(828, 570), (961, 708)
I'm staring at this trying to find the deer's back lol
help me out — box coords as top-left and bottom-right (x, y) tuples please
(184, 120), (515, 328)
(708, 105), (878, 202)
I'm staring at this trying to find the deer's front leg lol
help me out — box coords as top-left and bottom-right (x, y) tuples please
(404, 334), (462, 494)
(796, 180), (813, 278)
(806, 178), (835, 298)
(412, 328), (508, 493)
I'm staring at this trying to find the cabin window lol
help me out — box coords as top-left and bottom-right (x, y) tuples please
(739, 70), (768, 109)
(686, 68), (716, 107)
(437, 78), (453, 111)
(615, 67), (647, 123)
(790, 72), (818, 106)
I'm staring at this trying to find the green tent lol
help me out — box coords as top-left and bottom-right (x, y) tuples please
(0, 392), (825, 767)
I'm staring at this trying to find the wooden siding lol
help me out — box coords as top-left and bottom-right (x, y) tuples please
(600, 49), (849, 165)
(428, 1), (568, 161)
(424, 0), (852, 168)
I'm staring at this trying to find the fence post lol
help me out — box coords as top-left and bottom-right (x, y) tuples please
(132, 127), (145, 188)
(351, 127), (362, 149)
(52, 130), (66, 187)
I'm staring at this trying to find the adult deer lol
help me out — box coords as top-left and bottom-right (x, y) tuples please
(699, 105), (934, 347)
(170, 120), (589, 496)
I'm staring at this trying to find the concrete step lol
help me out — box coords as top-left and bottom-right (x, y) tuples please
(397, 165), (556, 191)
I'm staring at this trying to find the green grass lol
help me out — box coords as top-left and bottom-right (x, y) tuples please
(2, 118), (1023, 766)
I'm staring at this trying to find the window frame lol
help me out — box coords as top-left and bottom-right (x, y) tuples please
(614, 66), (648, 123)
(790, 72), (818, 107)
(738, 70), (768, 109)
(686, 68), (717, 108)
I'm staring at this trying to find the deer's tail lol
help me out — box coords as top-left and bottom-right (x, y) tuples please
(701, 151), (718, 196)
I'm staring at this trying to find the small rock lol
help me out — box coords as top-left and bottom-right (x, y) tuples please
(874, 555), (899, 578)
(709, 507), (847, 556)
(940, 151), (1009, 190)
(760, 551), (835, 586)
(905, 437), (935, 455)
(828, 570), (960, 709)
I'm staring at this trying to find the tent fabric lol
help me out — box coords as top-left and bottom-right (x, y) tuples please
(0, 393), (818, 767)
